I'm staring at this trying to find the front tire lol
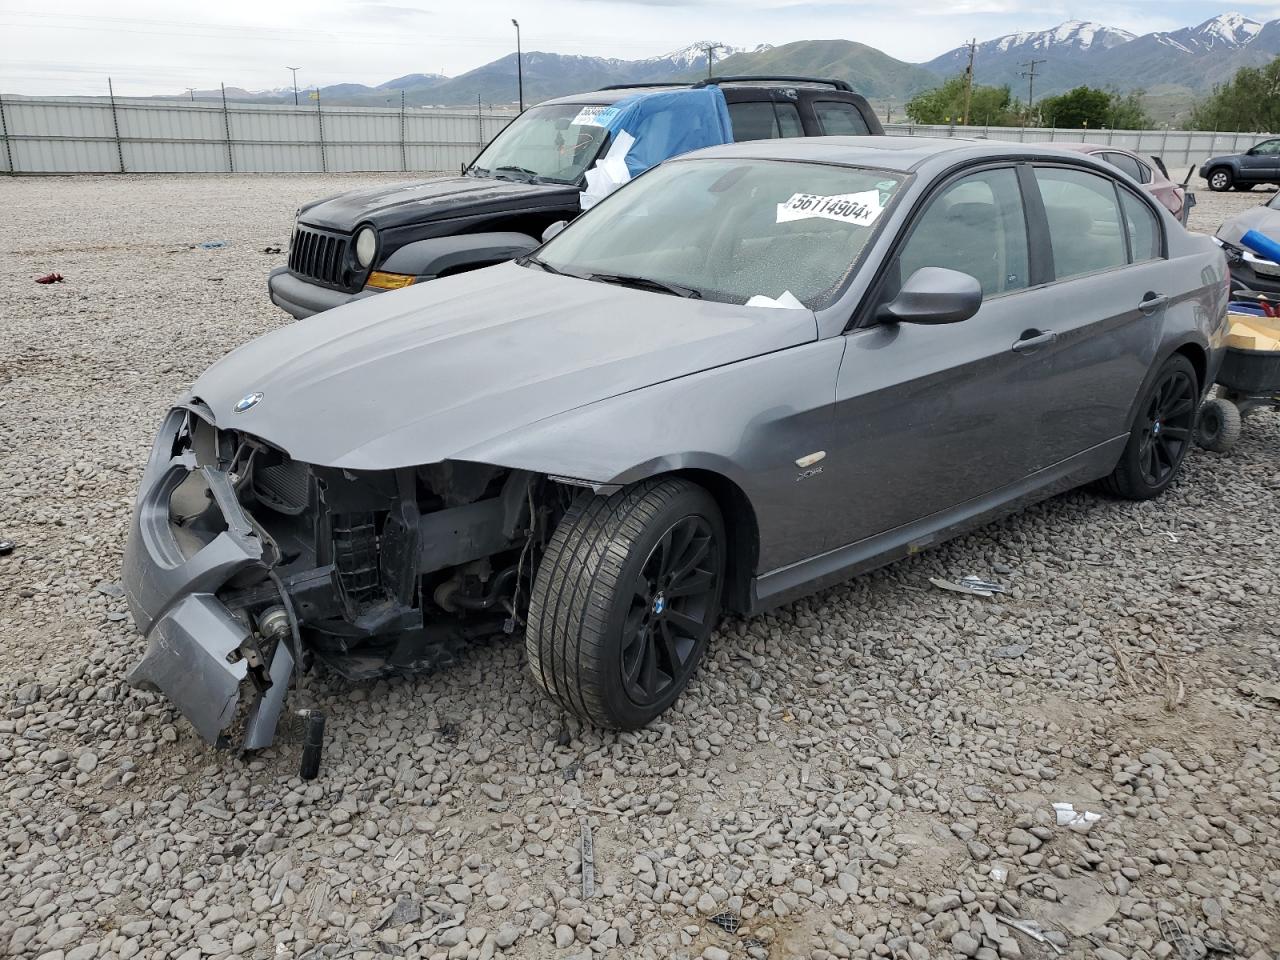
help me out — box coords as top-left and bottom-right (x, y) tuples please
(526, 478), (725, 729)
(1097, 354), (1199, 500)
(1208, 168), (1233, 192)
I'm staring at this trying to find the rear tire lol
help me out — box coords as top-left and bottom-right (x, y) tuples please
(1097, 354), (1199, 500)
(526, 478), (725, 729)
(1208, 168), (1233, 192)
(1196, 396), (1242, 453)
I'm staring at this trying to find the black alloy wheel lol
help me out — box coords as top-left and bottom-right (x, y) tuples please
(526, 477), (726, 729)
(1137, 365), (1197, 487)
(1097, 353), (1199, 500)
(620, 515), (721, 707)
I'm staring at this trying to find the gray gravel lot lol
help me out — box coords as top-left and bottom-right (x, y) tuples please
(1, 174), (1278, 960)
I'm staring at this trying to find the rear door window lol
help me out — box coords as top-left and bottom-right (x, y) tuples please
(728, 100), (805, 141)
(814, 101), (871, 135)
(1101, 151), (1145, 183)
(1034, 167), (1128, 280)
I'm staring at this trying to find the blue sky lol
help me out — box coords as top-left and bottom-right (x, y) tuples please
(1, 0), (1276, 96)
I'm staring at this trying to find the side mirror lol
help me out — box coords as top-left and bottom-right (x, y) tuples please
(541, 220), (568, 243)
(876, 267), (982, 325)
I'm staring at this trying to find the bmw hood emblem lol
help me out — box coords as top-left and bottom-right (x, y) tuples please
(234, 392), (263, 413)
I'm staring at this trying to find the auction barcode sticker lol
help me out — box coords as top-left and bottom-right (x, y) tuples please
(777, 190), (882, 226)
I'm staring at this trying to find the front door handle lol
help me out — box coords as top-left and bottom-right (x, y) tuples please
(1139, 293), (1169, 314)
(1012, 329), (1058, 353)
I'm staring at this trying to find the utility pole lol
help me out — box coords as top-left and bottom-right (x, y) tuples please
(1018, 58), (1045, 127)
(185, 87), (196, 101)
(511, 20), (524, 113)
(701, 43), (725, 79)
(961, 38), (976, 126)
(287, 66), (300, 106)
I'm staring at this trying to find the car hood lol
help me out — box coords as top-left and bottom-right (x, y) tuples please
(298, 175), (580, 231)
(190, 263), (817, 470)
(1216, 203), (1280, 247)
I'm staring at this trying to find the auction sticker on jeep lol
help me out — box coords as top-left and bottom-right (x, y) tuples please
(776, 190), (882, 226)
(572, 105), (618, 127)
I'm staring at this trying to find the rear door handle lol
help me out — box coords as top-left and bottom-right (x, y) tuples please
(1139, 293), (1169, 314)
(1012, 329), (1058, 353)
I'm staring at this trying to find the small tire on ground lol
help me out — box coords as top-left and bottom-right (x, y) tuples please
(526, 477), (725, 730)
(1196, 396), (1242, 453)
(1207, 168), (1233, 192)
(1096, 353), (1199, 500)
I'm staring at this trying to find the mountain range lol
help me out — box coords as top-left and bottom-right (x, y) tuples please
(181, 14), (1280, 113)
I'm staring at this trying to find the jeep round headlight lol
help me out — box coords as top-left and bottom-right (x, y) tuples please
(354, 227), (376, 268)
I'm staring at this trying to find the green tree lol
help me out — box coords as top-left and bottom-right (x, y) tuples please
(1034, 86), (1151, 129)
(905, 75), (1020, 126)
(1189, 57), (1280, 131)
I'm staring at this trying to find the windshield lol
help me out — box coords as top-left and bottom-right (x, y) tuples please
(469, 103), (611, 184)
(534, 158), (904, 308)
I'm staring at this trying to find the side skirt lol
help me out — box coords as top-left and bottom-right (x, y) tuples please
(747, 436), (1127, 616)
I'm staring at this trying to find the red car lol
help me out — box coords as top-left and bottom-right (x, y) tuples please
(1057, 143), (1193, 224)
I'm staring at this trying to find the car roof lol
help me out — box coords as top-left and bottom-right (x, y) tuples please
(1055, 142), (1143, 158)
(671, 136), (1135, 173)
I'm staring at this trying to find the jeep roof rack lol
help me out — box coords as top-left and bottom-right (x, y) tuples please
(596, 82), (693, 91)
(693, 75), (854, 92)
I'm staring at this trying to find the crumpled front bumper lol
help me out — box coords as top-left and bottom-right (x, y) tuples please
(124, 408), (294, 749)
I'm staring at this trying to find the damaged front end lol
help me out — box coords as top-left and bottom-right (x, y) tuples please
(124, 402), (554, 752)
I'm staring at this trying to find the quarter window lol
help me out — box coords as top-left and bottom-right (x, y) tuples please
(895, 168), (1030, 298)
(1034, 167), (1128, 280)
(728, 100), (805, 141)
(1119, 189), (1161, 262)
(815, 101), (871, 135)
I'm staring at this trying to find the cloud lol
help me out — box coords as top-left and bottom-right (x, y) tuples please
(350, 1), (432, 19)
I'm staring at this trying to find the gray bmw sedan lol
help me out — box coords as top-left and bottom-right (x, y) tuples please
(124, 137), (1228, 757)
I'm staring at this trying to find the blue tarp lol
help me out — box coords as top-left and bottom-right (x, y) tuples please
(591, 87), (734, 176)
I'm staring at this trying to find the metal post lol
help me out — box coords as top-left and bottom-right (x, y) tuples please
(0, 93), (14, 174)
(316, 89), (327, 173)
(1160, 124), (1170, 157)
(477, 93), (483, 151)
(511, 19), (524, 113)
(107, 77), (125, 173)
(220, 83), (234, 172)
(400, 89), (407, 172)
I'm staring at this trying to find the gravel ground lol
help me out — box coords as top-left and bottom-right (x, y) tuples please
(1, 174), (1278, 960)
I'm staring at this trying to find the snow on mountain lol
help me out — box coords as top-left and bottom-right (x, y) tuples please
(989, 20), (1136, 54)
(1195, 12), (1262, 46)
(644, 42), (771, 70)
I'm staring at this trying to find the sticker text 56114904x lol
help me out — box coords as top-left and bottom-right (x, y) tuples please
(776, 190), (883, 226)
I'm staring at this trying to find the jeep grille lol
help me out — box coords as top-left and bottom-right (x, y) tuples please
(289, 225), (353, 290)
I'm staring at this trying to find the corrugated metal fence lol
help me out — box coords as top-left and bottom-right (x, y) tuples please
(884, 122), (1273, 173)
(0, 95), (514, 174)
(0, 95), (1272, 175)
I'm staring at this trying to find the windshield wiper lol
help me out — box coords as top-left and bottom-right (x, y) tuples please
(493, 165), (542, 182)
(519, 254), (566, 276)
(585, 272), (703, 299)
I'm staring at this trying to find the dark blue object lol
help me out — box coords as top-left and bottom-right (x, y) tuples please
(1229, 301), (1267, 316)
(1240, 229), (1280, 264)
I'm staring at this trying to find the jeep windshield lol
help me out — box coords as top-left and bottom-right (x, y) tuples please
(468, 103), (612, 184)
(532, 158), (905, 308)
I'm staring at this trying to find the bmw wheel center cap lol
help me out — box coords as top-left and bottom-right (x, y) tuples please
(235, 391), (263, 413)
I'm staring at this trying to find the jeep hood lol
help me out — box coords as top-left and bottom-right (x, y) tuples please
(298, 176), (579, 232)
(190, 262), (816, 471)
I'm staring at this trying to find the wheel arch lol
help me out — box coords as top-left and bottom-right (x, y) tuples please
(669, 468), (759, 616)
(1172, 340), (1208, 395)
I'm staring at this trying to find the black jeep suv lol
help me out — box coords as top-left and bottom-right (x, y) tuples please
(268, 76), (884, 319)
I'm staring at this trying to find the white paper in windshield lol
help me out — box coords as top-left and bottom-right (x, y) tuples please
(776, 190), (883, 226)
(572, 105), (617, 127)
(745, 290), (805, 309)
